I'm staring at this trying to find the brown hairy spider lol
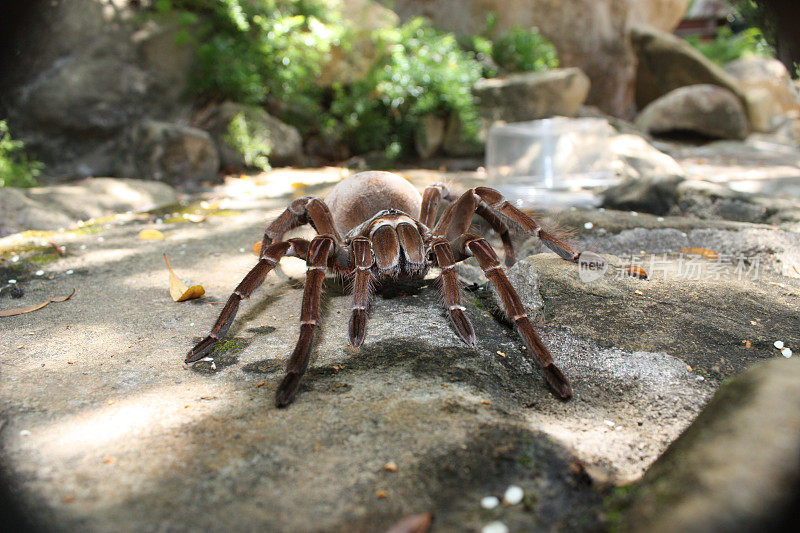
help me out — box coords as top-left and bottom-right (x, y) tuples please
(186, 171), (604, 407)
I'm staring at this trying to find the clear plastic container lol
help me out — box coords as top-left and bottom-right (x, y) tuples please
(486, 117), (617, 207)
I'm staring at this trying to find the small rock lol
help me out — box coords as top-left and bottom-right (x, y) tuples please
(481, 521), (509, 533)
(480, 496), (500, 509)
(774, 341), (785, 349)
(503, 485), (524, 505)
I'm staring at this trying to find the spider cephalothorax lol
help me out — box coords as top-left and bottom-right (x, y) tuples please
(186, 171), (604, 407)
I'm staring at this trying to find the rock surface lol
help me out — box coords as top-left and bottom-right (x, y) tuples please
(636, 85), (750, 140)
(0, 178), (178, 237)
(616, 357), (800, 532)
(724, 56), (800, 133)
(475, 68), (591, 126)
(200, 102), (303, 169)
(631, 25), (744, 111)
(119, 120), (220, 188)
(1, 167), (799, 531)
(0, 1), (193, 179)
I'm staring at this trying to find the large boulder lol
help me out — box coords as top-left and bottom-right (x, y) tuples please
(636, 85), (750, 140)
(475, 68), (591, 125)
(200, 102), (302, 169)
(631, 25), (744, 110)
(617, 357), (800, 532)
(441, 68), (591, 157)
(119, 120), (219, 187)
(0, 1), (194, 179)
(384, 0), (691, 118)
(724, 56), (800, 132)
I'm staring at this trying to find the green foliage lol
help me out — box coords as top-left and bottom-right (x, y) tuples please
(490, 26), (559, 74)
(148, 3), (560, 160)
(153, 0), (342, 108)
(328, 18), (483, 158)
(224, 113), (272, 171)
(0, 120), (43, 188)
(685, 25), (774, 66)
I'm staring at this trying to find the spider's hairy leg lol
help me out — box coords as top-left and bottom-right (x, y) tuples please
(431, 237), (476, 346)
(260, 196), (343, 251)
(348, 237), (375, 347)
(186, 241), (292, 363)
(453, 233), (573, 399)
(473, 187), (600, 267)
(275, 235), (333, 408)
(433, 187), (517, 267)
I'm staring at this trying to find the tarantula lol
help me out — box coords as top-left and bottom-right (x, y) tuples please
(186, 171), (604, 407)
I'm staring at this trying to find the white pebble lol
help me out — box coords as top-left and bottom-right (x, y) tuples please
(11, 255), (19, 263)
(774, 341), (784, 349)
(66, 270), (74, 275)
(781, 347), (793, 358)
(19, 430), (30, 437)
(8, 279), (16, 284)
(35, 270), (44, 276)
(80, 245), (87, 250)
(657, 217), (665, 222)
(584, 222), (594, 230)
(480, 496), (500, 509)
(239, 248), (246, 253)
(482, 522), (509, 533)
(503, 485), (524, 505)
(604, 419), (614, 427)
(630, 211), (638, 216)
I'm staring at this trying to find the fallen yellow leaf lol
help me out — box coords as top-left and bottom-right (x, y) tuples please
(139, 229), (165, 240)
(252, 241), (261, 255)
(679, 247), (718, 259)
(164, 254), (205, 302)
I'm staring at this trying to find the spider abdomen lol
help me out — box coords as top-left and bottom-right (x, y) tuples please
(325, 171), (423, 235)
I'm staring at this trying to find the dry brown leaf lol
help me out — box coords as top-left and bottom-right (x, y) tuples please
(679, 247), (718, 259)
(624, 265), (648, 279)
(139, 229), (165, 240)
(0, 289), (75, 317)
(164, 254), (205, 302)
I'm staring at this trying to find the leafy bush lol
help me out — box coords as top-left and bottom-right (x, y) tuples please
(224, 113), (272, 171)
(327, 18), (483, 158)
(153, 0), (342, 109)
(0, 120), (43, 188)
(149, 3), (560, 160)
(490, 26), (559, 74)
(685, 26), (773, 66)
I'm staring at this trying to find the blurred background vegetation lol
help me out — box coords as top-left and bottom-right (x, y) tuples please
(0, 0), (796, 187)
